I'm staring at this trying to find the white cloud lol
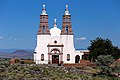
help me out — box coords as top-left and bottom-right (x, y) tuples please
(75, 37), (86, 41)
(8, 37), (21, 41)
(14, 39), (17, 40)
(18, 38), (21, 40)
(79, 37), (86, 41)
(9, 37), (13, 40)
(13, 38), (21, 41)
(0, 36), (22, 41)
(0, 37), (4, 39)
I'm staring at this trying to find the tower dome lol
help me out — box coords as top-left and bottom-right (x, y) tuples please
(50, 19), (61, 37)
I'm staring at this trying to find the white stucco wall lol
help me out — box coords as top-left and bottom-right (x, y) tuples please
(34, 35), (50, 64)
(34, 33), (85, 64)
(60, 35), (75, 63)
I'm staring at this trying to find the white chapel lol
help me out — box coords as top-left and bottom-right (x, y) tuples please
(34, 5), (89, 64)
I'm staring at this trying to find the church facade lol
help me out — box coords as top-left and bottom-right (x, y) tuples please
(34, 5), (89, 64)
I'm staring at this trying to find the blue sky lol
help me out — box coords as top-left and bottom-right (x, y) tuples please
(0, 0), (120, 49)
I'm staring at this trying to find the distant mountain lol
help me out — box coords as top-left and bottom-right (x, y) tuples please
(0, 49), (18, 53)
(0, 49), (33, 53)
(0, 50), (33, 59)
(0, 52), (9, 58)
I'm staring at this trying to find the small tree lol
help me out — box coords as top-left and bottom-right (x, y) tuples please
(88, 37), (120, 61)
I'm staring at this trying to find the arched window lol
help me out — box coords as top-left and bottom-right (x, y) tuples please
(66, 26), (68, 33)
(66, 18), (68, 22)
(42, 17), (45, 22)
(51, 48), (60, 54)
(41, 54), (44, 61)
(42, 26), (46, 33)
(67, 54), (70, 61)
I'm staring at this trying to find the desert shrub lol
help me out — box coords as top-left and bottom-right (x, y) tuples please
(23, 61), (35, 64)
(96, 55), (114, 76)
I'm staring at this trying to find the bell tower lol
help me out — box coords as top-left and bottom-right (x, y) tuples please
(38, 5), (50, 35)
(61, 5), (73, 35)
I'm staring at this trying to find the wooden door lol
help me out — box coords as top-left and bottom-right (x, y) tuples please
(52, 55), (59, 64)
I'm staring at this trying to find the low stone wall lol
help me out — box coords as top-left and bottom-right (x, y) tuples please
(64, 60), (95, 67)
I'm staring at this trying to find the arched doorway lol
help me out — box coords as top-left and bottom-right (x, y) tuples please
(51, 48), (60, 64)
(75, 55), (80, 63)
